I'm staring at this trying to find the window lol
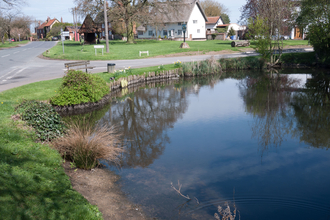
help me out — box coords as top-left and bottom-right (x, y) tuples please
(193, 20), (197, 24)
(102, 24), (104, 28)
(197, 29), (200, 33)
(178, 22), (181, 25)
(108, 22), (111, 28)
(163, 30), (167, 35)
(102, 31), (105, 36)
(178, 30), (182, 35)
(148, 30), (153, 36)
(138, 31), (143, 35)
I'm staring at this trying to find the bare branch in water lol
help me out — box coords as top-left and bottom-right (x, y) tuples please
(171, 180), (190, 200)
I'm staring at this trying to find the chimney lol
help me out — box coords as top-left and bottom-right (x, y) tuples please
(38, 21), (40, 26)
(61, 17), (63, 23)
(47, 16), (50, 22)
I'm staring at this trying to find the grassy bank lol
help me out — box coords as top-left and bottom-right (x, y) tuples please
(0, 40), (30, 49)
(0, 82), (102, 219)
(42, 39), (309, 60)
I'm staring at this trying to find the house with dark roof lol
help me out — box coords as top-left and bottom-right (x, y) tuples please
(35, 17), (59, 39)
(137, 0), (208, 40)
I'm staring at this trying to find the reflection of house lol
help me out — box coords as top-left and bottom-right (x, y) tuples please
(64, 26), (81, 40)
(35, 17), (59, 39)
(78, 15), (100, 44)
(137, 0), (208, 40)
(216, 23), (247, 40)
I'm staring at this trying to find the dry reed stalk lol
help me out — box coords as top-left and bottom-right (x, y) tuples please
(53, 120), (124, 169)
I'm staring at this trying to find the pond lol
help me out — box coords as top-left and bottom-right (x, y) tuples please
(69, 69), (330, 219)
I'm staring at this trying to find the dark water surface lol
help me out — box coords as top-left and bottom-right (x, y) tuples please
(85, 70), (330, 219)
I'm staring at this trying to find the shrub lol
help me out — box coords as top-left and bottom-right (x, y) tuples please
(51, 70), (109, 106)
(53, 121), (124, 169)
(15, 100), (66, 141)
(211, 33), (217, 40)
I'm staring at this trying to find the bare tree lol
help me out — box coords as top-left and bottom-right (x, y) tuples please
(0, 0), (26, 9)
(200, 0), (229, 17)
(241, 0), (293, 66)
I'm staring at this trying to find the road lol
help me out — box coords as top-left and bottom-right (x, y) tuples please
(0, 41), (314, 92)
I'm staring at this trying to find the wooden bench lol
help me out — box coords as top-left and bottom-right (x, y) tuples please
(64, 61), (93, 73)
(139, 51), (149, 56)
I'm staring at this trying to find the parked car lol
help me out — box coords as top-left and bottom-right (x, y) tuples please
(11, 38), (15, 42)
(52, 36), (58, 41)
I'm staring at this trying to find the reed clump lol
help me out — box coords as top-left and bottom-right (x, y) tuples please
(219, 57), (265, 70)
(53, 121), (124, 169)
(182, 57), (221, 76)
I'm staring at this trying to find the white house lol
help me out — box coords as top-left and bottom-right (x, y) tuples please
(206, 16), (224, 32)
(216, 23), (247, 40)
(137, 0), (208, 40)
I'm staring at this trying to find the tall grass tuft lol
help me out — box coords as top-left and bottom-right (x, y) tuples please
(219, 57), (266, 71)
(53, 121), (124, 169)
(182, 57), (221, 76)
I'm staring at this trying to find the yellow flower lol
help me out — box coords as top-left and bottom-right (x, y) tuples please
(55, 91), (56, 92)
(1, 102), (3, 104)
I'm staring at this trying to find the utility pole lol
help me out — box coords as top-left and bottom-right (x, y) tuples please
(104, 0), (109, 53)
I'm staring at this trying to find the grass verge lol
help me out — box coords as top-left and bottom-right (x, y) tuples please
(0, 40), (30, 49)
(42, 39), (309, 60)
(0, 88), (102, 219)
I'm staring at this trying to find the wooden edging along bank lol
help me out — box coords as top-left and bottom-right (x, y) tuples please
(54, 68), (183, 114)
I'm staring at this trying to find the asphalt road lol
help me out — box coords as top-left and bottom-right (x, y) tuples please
(0, 41), (314, 92)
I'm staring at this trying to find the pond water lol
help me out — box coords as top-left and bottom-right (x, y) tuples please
(74, 70), (330, 219)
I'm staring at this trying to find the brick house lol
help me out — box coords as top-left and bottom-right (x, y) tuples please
(35, 17), (59, 39)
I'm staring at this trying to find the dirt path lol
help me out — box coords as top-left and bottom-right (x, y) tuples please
(63, 162), (152, 220)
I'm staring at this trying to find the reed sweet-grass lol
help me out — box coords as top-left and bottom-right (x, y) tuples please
(53, 121), (124, 169)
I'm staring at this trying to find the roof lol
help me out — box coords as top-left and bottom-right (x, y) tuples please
(151, 0), (207, 23)
(78, 15), (100, 34)
(37, 18), (58, 30)
(206, 16), (220, 25)
(136, 25), (146, 31)
(65, 26), (80, 33)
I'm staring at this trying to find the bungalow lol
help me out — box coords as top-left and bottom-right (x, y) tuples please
(206, 16), (224, 33)
(35, 17), (59, 39)
(137, 0), (208, 40)
(216, 23), (247, 40)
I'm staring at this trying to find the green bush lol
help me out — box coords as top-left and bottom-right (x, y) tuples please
(51, 70), (109, 106)
(15, 100), (66, 141)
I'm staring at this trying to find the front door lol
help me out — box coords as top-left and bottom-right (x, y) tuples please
(295, 27), (303, 39)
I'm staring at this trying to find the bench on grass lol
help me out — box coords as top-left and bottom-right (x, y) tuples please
(139, 51), (149, 56)
(64, 61), (93, 73)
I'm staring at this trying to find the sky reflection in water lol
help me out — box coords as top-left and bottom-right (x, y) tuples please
(98, 72), (330, 220)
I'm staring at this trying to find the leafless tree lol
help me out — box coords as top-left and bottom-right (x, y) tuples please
(0, 0), (26, 9)
(200, 0), (229, 17)
(240, 0), (293, 66)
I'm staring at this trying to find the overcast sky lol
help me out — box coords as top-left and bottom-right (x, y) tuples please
(20, 0), (247, 26)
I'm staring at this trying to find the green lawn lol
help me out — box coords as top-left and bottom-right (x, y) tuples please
(43, 39), (309, 61)
(0, 40), (30, 49)
(0, 80), (102, 219)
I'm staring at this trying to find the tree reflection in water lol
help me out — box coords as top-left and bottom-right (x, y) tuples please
(99, 76), (224, 168)
(100, 84), (189, 168)
(291, 72), (330, 149)
(239, 71), (301, 154)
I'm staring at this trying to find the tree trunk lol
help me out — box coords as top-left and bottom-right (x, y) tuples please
(126, 19), (134, 44)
